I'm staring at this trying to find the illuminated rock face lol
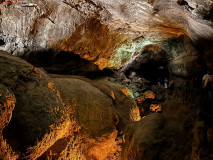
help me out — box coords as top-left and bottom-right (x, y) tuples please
(0, 0), (213, 72)
(123, 97), (197, 160)
(0, 51), (67, 158)
(0, 52), (138, 159)
(0, 0), (213, 159)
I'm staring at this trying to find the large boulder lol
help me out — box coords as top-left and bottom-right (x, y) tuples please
(0, 51), (139, 159)
(50, 74), (139, 133)
(50, 75), (141, 159)
(53, 77), (116, 137)
(0, 51), (66, 158)
(122, 97), (197, 160)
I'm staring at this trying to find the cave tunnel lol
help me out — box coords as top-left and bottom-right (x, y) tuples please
(1, 0), (213, 160)
(125, 59), (169, 84)
(124, 44), (170, 84)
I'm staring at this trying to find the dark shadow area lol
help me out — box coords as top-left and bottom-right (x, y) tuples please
(3, 116), (32, 153)
(177, 0), (194, 10)
(86, 68), (116, 79)
(203, 7), (213, 21)
(21, 49), (100, 76)
(0, 0), (5, 4)
(125, 61), (169, 84)
(0, 39), (5, 45)
(193, 38), (213, 73)
(123, 45), (169, 84)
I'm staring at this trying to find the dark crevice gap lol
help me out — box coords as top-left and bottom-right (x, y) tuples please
(0, 39), (5, 45)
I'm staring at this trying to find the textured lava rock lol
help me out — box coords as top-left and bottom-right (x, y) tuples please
(0, 51), (142, 159)
(122, 97), (196, 160)
(49, 74), (139, 126)
(0, 0), (213, 71)
(161, 36), (202, 77)
(53, 77), (116, 136)
(0, 51), (65, 157)
(0, 0), (213, 159)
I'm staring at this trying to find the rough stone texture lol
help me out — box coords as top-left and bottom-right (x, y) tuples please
(0, 51), (68, 159)
(122, 96), (197, 160)
(53, 77), (116, 137)
(161, 36), (202, 77)
(0, 0), (213, 159)
(49, 74), (139, 126)
(0, 0), (213, 71)
(0, 51), (140, 159)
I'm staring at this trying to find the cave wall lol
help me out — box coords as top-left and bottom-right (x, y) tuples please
(0, 0), (213, 72)
(0, 0), (213, 159)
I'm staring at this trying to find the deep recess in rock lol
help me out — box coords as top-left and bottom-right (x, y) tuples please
(123, 45), (169, 83)
(21, 49), (100, 76)
(0, 39), (5, 45)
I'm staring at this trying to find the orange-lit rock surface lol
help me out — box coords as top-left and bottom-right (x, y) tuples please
(0, 51), (209, 160)
(48, 74), (140, 159)
(55, 18), (133, 70)
(0, 0), (213, 159)
(0, 51), (140, 159)
(0, 88), (18, 160)
(150, 104), (162, 112)
(0, 51), (68, 159)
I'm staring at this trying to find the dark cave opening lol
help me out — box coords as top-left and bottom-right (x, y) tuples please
(125, 61), (169, 84)
(124, 45), (170, 84)
(203, 7), (213, 21)
(0, 39), (5, 45)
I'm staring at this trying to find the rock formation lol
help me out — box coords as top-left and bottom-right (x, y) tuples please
(0, 0), (213, 71)
(0, 0), (213, 159)
(0, 51), (140, 159)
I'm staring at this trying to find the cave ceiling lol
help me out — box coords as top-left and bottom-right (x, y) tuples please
(0, 0), (213, 69)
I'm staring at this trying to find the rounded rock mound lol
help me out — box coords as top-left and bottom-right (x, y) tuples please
(0, 51), (65, 157)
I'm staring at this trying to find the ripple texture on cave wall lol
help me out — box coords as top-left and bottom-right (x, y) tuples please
(0, 0), (213, 70)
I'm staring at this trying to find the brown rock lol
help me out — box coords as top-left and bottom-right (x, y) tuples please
(0, 51), (66, 158)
